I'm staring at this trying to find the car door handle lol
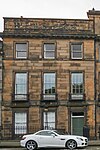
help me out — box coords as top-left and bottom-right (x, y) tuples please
(60, 138), (65, 140)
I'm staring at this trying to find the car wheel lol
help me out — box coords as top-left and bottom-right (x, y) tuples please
(26, 140), (37, 150)
(66, 139), (77, 149)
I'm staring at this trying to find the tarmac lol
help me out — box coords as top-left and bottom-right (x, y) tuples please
(0, 140), (100, 148)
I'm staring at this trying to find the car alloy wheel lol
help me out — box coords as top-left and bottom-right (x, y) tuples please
(66, 139), (77, 149)
(26, 140), (37, 150)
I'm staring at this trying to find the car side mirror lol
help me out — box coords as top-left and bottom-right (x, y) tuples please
(51, 134), (56, 137)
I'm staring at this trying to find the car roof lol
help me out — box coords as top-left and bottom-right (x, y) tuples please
(37, 129), (56, 132)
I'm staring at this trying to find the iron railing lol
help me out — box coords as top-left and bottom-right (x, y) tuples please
(0, 125), (66, 140)
(1, 125), (39, 140)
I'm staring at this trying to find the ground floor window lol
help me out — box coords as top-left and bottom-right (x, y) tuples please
(71, 112), (84, 136)
(14, 112), (27, 134)
(43, 111), (55, 129)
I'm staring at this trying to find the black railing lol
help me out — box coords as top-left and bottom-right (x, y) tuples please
(1, 125), (40, 140)
(41, 93), (58, 101)
(1, 124), (66, 140)
(69, 93), (86, 101)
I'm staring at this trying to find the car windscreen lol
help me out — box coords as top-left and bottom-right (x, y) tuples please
(54, 130), (68, 135)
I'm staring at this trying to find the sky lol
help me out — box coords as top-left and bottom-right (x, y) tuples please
(0, 0), (100, 32)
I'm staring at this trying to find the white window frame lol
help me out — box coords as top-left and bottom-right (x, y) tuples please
(71, 43), (83, 59)
(44, 43), (55, 59)
(15, 73), (27, 100)
(71, 72), (84, 100)
(15, 43), (28, 59)
(43, 73), (56, 100)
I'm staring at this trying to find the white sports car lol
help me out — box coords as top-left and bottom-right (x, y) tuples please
(20, 130), (88, 150)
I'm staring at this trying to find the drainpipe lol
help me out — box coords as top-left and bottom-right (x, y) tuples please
(92, 14), (97, 140)
(0, 39), (3, 139)
(94, 36), (97, 139)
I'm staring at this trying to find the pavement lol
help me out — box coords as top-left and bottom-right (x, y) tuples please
(0, 140), (100, 148)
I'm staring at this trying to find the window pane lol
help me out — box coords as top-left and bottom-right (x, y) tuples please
(45, 51), (55, 58)
(15, 112), (27, 134)
(17, 51), (27, 58)
(72, 44), (81, 51)
(73, 52), (82, 58)
(44, 44), (55, 51)
(16, 43), (26, 51)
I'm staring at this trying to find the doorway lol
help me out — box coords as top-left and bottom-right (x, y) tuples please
(71, 112), (84, 136)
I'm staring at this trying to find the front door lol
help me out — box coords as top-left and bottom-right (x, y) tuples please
(71, 112), (84, 136)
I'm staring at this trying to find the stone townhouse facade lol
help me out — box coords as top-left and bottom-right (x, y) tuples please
(0, 9), (100, 140)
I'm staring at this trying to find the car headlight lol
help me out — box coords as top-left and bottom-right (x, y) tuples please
(21, 136), (26, 140)
(76, 137), (84, 141)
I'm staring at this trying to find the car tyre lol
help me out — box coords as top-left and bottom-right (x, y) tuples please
(66, 139), (77, 149)
(26, 140), (37, 150)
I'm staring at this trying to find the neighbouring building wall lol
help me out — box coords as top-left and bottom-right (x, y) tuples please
(0, 40), (3, 138)
(87, 9), (100, 34)
(87, 9), (100, 139)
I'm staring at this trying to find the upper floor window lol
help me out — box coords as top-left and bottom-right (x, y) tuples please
(15, 43), (28, 59)
(43, 73), (56, 100)
(71, 72), (84, 100)
(71, 43), (83, 59)
(43, 43), (55, 59)
(15, 73), (28, 100)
